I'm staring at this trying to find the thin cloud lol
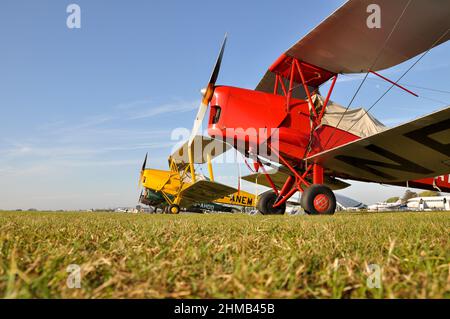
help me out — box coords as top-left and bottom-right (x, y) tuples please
(38, 99), (198, 135)
(0, 141), (176, 160)
(127, 101), (198, 120)
(114, 99), (153, 110)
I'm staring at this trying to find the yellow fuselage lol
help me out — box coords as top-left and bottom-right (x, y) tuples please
(141, 168), (256, 208)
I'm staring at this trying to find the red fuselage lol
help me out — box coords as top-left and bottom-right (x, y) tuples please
(206, 86), (450, 193)
(207, 86), (359, 163)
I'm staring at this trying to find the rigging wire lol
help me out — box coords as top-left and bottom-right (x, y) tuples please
(341, 73), (450, 96)
(393, 83), (450, 95)
(417, 95), (450, 107)
(322, 0), (413, 149)
(390, 82), (450, 94)
(329, 28), (450, 148)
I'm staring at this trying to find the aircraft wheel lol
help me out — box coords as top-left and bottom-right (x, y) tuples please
(301, 185), (336, 215)
(169, 204), (180, 215)
(257, 191), (286, 215)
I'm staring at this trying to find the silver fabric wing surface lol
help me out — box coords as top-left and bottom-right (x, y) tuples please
(306, 107), (450, 183)
(256, 0), (450, 94)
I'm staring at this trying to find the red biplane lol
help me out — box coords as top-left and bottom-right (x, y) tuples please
(186, 0), (450, 215)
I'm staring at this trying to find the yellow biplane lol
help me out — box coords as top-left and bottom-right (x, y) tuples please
(139, 135), (256, 214)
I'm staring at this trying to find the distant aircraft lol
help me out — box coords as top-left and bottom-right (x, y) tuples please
(335, 194), (367, 211)
(183, 0), (450, 215)
(138, 136), (256, 214)
(407, 196), (450, 211)
(368, 200), (403, 212)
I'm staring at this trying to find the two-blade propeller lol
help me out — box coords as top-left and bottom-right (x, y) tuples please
(188, 34), (227, 148)
(138, 36), (227, 192)
(138, 153), (148, 188)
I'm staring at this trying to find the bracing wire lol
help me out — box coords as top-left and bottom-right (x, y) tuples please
(394, 83), (450, 95)
(323, 0), (413, 149)
(341, 74), (450, 96)
(329, 28), (450, 148)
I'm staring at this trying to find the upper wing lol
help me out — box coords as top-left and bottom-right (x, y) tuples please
(305, 107), (450, 183)
(170, 135), (231, 168)
(242, 168), (351, 191)
(178, 180), (238, 207)
(257, 0), (450, 93)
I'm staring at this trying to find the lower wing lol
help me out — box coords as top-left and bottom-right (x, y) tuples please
(242, 168), (351, 191)
(178, 180), (238, 208)
(306, 107), (450, 183)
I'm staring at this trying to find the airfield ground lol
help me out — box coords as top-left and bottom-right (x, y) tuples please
(0, 211), (449, 299)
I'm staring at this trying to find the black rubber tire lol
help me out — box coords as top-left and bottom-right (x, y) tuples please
(257, 191), (286, 215)
(169, 204), (181, 215)
(300, 184), (336, 215)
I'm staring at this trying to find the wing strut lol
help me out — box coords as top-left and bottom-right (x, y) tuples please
(368, 70), (418, 97)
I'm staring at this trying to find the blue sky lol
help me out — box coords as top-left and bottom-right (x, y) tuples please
(0, 0), (449, 210)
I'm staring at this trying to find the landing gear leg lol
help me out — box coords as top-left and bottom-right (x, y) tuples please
(300, 184), (336, 215)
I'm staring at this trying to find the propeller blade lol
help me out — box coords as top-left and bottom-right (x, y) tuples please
(208, 34), (227, 87)
(188, 101), (208, 146)
(141, 153), (148, 172)
(138, 153), (148, 188)
(188, 34), (228, 146)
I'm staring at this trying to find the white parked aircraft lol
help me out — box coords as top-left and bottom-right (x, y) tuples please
(368, 200), (403, 212)
(407, 196), (450, 211)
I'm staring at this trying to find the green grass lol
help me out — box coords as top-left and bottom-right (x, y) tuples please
(0, 211), (449, 299)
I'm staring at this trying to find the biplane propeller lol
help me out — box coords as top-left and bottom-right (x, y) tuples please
(186, 0), (450, 215)
(190, 35), (227, 142)
(138, 153), (148, 188)
(186, 35), (228, 181)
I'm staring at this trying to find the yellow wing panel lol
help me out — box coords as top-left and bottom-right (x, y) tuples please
(178, 180), (238, 208)
(215, 190), (256, 207)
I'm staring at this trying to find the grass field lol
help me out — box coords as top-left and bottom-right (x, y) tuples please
(0, 211), (449, 299)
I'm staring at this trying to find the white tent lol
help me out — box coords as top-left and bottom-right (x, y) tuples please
(313, 94), (386, 138)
